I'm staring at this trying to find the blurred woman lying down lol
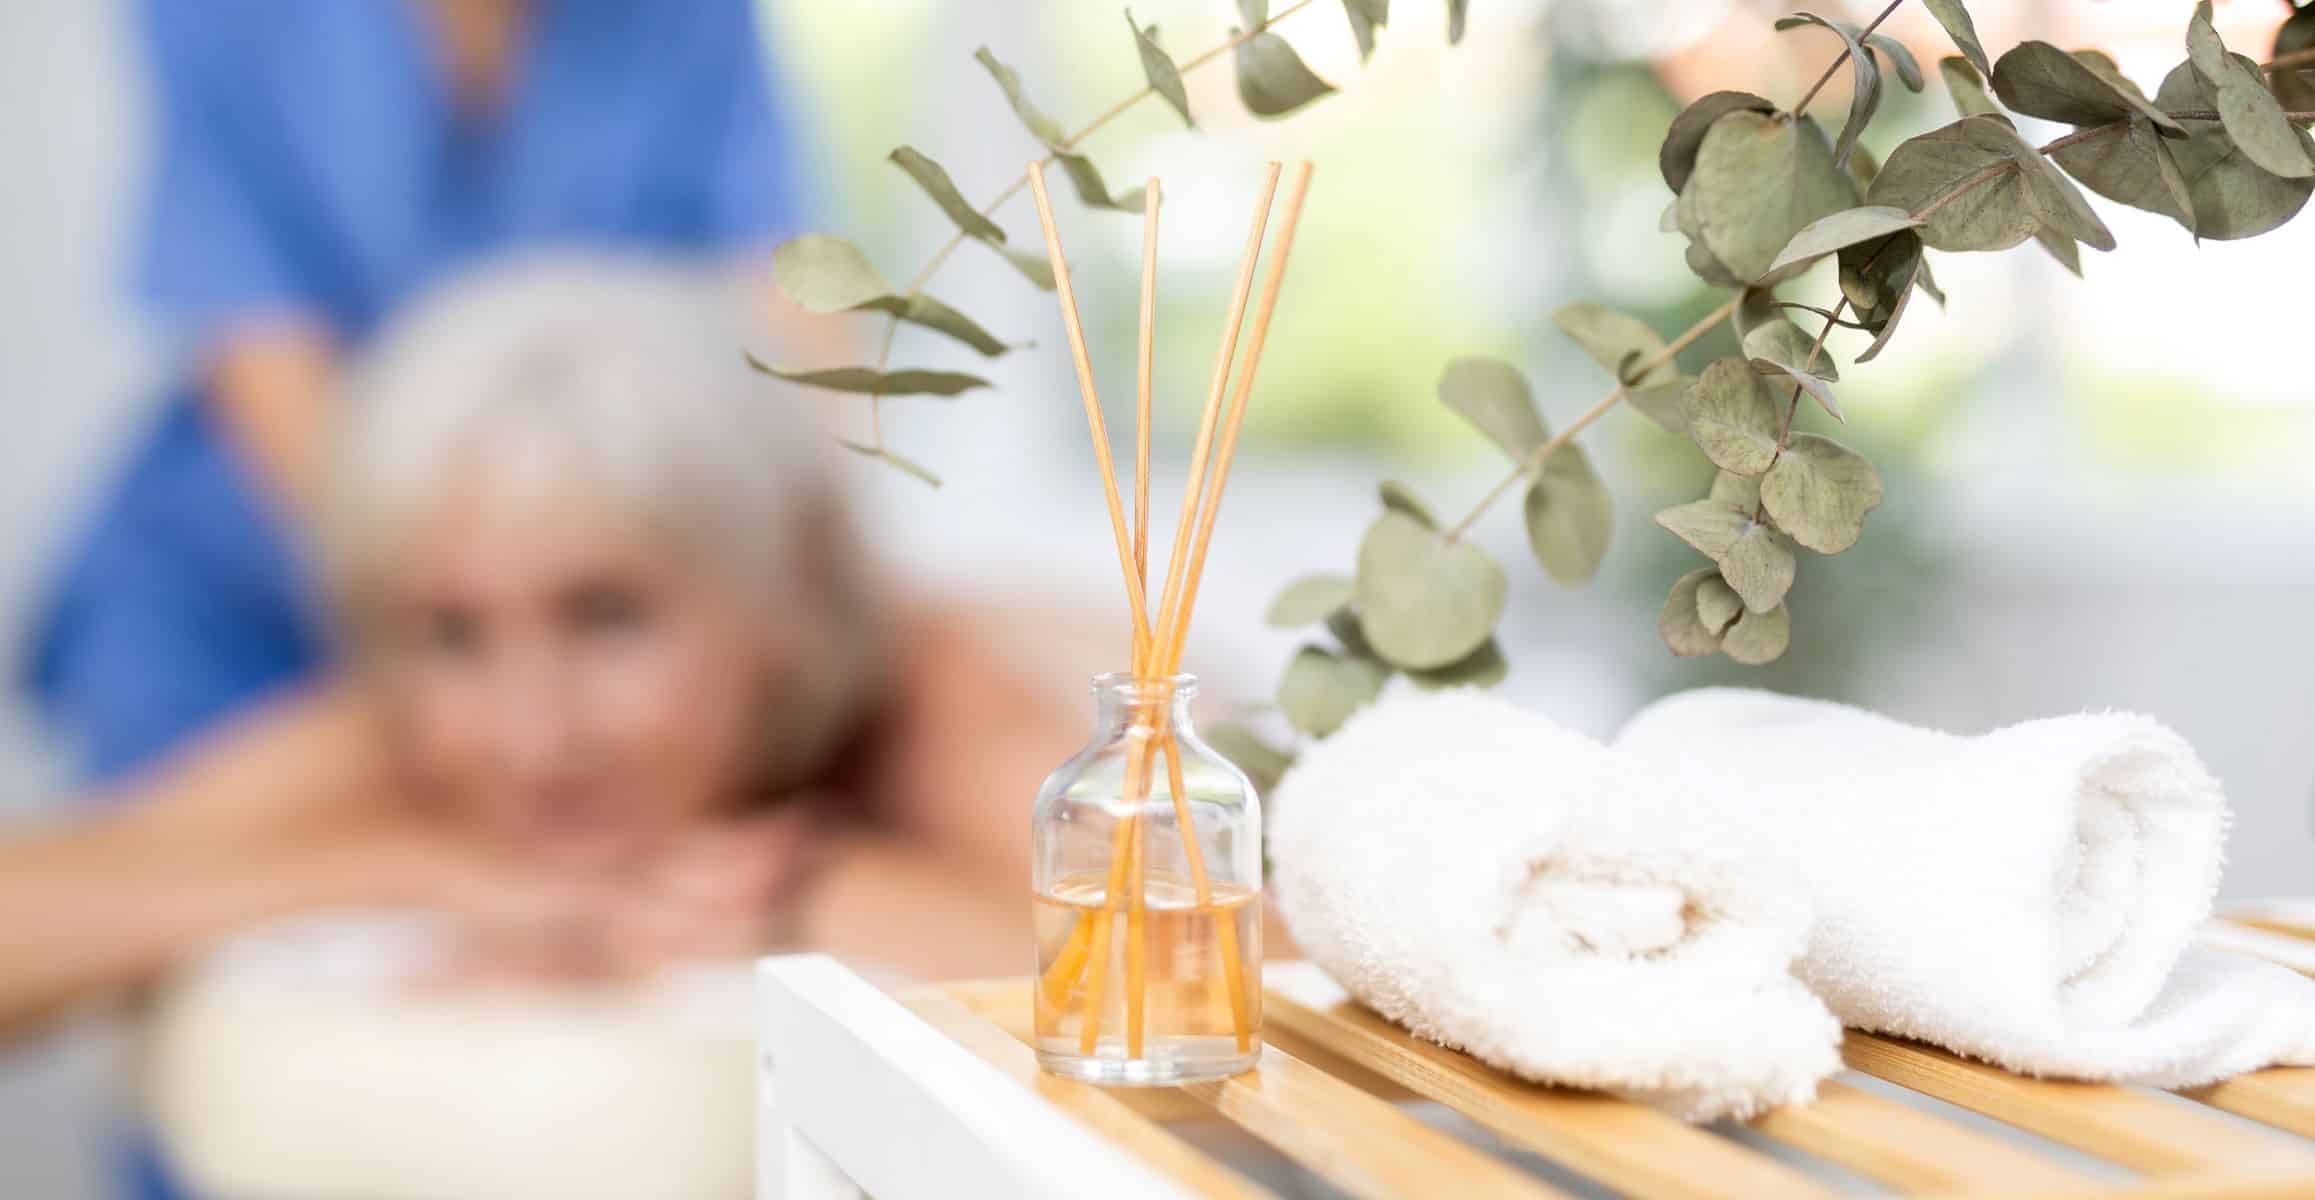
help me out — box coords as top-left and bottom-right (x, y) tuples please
(0, 256), (1091, 1197)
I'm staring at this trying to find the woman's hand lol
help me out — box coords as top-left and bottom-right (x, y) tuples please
(408, 803), (820, 985)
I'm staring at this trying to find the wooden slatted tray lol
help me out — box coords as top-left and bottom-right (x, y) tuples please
(888, 914), (2315, 1199)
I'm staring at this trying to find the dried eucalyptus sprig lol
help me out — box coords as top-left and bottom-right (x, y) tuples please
(760, 0), (1464, 485)
(1259, 0), (2315, 753)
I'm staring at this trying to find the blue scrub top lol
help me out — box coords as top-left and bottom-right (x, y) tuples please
(23, 0), (810, 787)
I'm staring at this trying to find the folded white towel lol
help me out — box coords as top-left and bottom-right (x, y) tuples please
(1615, 687), (2315, 1087)
(1272, 687), (1841, 1121)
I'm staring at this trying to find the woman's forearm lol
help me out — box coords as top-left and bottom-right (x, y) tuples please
(0, 818), (444, 1040)
(205, 324), (337, 513)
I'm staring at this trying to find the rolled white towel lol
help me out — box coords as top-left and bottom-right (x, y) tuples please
(1615, 687), (2315, 1086)
(1272, 687), (1840, 1121)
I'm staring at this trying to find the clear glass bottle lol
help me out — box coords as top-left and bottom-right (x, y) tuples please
(1031, 673), (1262, 1085)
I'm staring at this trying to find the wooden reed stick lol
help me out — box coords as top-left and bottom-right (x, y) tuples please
(1107, 169), (1284, 1057)
(1029, 161), (1160, 1057)
(1025, 163), (1154, 664)
(1150, 164), (1282, 666)
(1158, 161), (1314, 678)
(1148, 162), (1313, 1051)
(1134, 180), (1159, 589)
(1121, 179), (1161, 1059)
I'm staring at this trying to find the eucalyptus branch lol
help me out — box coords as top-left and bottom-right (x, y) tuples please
(1793, 0), (1907, 114)
(1752, 297), (1850, 522)
(857, 0), (1324, 452)
(2267, 46), (2315, 73)
(1441, 296), (1740, 543)
(1775, 301), (1874, 330)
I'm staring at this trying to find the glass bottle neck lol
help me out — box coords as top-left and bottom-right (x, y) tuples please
(1090, 674), (1198, 740)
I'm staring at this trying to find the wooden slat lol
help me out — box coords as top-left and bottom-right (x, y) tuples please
(2183, 1069), (2315, 1139)
(1180, 1044), (1567, 1200)
(1941, 1166), (2315, 1200)
(1843, 1033), (2314, 1175)
(2220, 902), (2315, 944)
(898, 989), (1275, 1200)
(1264, 966), (1838, 1200)
(1750, 1078), (2095, 1194)
(942, 980), (1555, 1198)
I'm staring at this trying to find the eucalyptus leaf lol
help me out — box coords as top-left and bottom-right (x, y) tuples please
(2153, 62), (2315, 239)
(1654, 499), (1750, 563)
(1326, 608), (1374, 659)
(1866, 33), (1924, 93)
(974, 47), (1068, 149)
(1659, 568), (1724, 658)
(1709, 470), (1762, 510)
(1341, 0), (1389, 61)
(1523, 446), (1611, 587)
(1767, 205), (1924, 273)
(1234, 29), (1336, 118)
(1202, 722), (1294, 794)
(2187, 4), (2315, 179)
(1842, 227), (1919, 305)
(1759, 433), (1883, 554)
(1866, 116), (2037, 252)
(1553, 304), (1678, 387)
(1774, 14), (1882, 168)
(1924, 0), (1991, 78)
(1683, 357), (1782, 476)
(1407, 638), (1508, 690)
(1277, 644), (1390, 737)
(1744, 321), (1842, 422)
(1847, 143), (1882, 192)
(1354, 509), (1506, 670)
(889, 148), (1007, 243)
(1723, 522), (1797, 613)
(2050, 116), (2197, 233)
(1722, 603), (1793, 665)
(836, 439), (942, 487)
(1625, 377), (1694, 434)
(848, 293), (1012, 357)
(1439, 357), (1547, 459)
(1840, 228), (1925, 359)
(989, 242), (1058, 290)
(1266, 573), (1355, 628)
(1696, 576), (1744, 635)
(1054, 153), (1146, 213)
(1941, 56), (2002, 118)
(1731, 287), (1784, 343)
(1659, 91), (1777, 192)
(1990, 42), (2181, 134)
(1378, 480), (1438, 528)
(1446, 0), (1467, 44)
(1128, 14), (1194, 127)
(773, 234), (888, 313)
(1684, 110), (1859, 283)
(2274, 3), (2315, 112)
(745, 355), (991, 398)
(1970, 114), (2117, 250)
(2034, 227), (2084, 276)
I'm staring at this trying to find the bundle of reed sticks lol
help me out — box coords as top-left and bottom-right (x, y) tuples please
(1025, 158), (1314, 1062)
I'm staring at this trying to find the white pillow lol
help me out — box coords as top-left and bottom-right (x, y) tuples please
(142, 914), (754, 1200)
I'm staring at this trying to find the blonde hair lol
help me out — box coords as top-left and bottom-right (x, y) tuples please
(324, 253), (880, 787)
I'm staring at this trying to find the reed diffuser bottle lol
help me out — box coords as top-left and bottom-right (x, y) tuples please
(1018, 151), (1310, 1085)
(1032, 674), (1261, 1085)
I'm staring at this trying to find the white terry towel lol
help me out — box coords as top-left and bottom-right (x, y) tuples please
(1272, 687), (1841, 1121)
(1615, 687), (2315, 1087)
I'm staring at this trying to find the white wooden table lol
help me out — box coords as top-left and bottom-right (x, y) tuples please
(758, 912), (2315, 1199)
